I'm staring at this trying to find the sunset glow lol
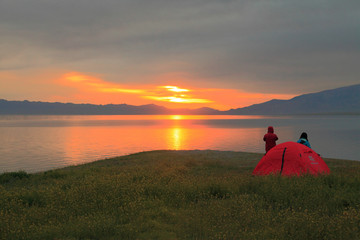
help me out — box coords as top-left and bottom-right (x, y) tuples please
(0, 69), (297, 110)
(59, 72), (217, 106)
(144, 96), (213, 103)
(0, 71), (291, 110)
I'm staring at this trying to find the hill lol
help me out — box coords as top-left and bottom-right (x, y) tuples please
(0, 100), (221, 115)
(0, 84), (359, 115)
(227, 84), (360, 115)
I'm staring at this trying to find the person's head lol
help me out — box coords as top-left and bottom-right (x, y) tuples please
(267, 126), (274, 133)
(300, 132), (308, 140)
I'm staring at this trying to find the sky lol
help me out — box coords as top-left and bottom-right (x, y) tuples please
(1, 0), (359, 110)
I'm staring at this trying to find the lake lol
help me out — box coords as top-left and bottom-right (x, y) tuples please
(0, 115), (359, 173)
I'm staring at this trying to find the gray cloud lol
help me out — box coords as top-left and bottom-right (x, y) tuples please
(1, 0), (359, 94)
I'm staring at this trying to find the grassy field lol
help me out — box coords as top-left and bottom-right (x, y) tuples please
(1, 150), (360, 239)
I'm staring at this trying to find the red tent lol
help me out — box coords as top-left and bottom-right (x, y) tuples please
(253, 142), (330, 176)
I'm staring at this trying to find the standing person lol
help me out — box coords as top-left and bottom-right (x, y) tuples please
(297, 132), (311, 148)
(263, 126), (278, 153)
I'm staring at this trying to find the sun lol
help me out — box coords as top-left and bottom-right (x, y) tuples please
(163, 86), (190, 93)
(144, 86), (213, 104)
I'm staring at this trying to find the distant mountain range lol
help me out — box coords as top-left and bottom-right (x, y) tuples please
(1, 84), (359, 115)
(227, 84), (360, 115)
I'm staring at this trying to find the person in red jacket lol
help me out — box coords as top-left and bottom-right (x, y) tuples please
(263, 126), (278, 153)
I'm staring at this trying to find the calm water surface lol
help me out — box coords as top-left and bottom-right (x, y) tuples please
(0, 115), (359, 173)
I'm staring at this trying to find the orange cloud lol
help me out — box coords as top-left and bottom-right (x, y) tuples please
(65, 74), (91, 83)
(99, 88), (144, 94)
(62, 72), (144, 94)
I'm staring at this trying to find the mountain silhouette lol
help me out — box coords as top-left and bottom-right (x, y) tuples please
(226, 84), (360, 115)
(0, 84), (359, 115)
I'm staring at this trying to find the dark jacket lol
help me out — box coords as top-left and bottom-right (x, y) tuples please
(263, 126), (278, 152)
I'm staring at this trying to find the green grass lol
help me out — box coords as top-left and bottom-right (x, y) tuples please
(1, 150), (360, 239)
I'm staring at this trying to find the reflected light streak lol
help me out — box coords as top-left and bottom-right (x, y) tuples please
(171, 128), (182, 150)
(171, 115), (183, 120)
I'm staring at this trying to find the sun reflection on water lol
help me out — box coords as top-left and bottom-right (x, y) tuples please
(170, 128), (182, 150)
